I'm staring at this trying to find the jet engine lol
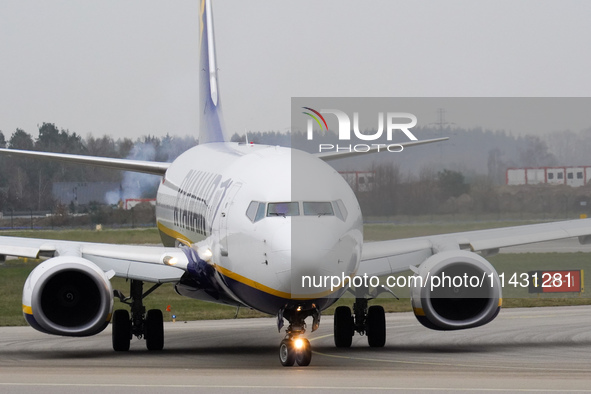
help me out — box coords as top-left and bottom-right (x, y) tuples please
(22, 256), (114, 336)
(410, 250), (502, 330)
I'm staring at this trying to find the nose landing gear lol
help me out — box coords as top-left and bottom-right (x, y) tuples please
(277, 306), (318, 366)
(279, 335), (312, 367)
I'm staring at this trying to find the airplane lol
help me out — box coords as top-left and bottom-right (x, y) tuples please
(1, 0), (591, 367)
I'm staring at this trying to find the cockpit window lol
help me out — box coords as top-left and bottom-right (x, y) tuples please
(249, 200), (346, 222)
(267, 202), (299, 217)
(303, 202), (334, 216)
(334, 199), (348, 221)
(246, 201), (259, 222)
(255, 202), (266, 222)
(246, 201), (267, 223)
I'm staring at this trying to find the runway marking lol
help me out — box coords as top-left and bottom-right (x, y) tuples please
(500, 311), (589, 320)
(309, 334), (334, 342)
(502, 314), (560, 319)
(0, 383), (590, 392)
(311, 350), (591, 373)
(309, 324), (417, 343)
(309, 317), (590, 373)
(501, 313), (571, 319)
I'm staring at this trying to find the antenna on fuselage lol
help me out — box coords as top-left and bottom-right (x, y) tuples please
(239, 130), (251, 145)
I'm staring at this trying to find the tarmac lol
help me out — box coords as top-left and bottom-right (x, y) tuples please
(0, 305), (589, 393)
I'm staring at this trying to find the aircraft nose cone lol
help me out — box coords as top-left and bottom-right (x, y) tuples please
(267, 217), (361, 299)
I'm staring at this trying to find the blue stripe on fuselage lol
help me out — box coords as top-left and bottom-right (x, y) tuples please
(221, 274), (342, 315)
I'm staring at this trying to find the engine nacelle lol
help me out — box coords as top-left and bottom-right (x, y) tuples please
(410, 250), (502, 330)
(22, 256), (114, 337)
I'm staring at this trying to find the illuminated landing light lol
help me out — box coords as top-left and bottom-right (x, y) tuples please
(163, 256), (178, 266)
(197, 248), (213, 263)
(294, 338), (304, 350)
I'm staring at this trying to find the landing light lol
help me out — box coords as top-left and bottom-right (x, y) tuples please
(198, 248), (213, 262)
(294, 338), (304, 350)
(163, 256), (178, 266)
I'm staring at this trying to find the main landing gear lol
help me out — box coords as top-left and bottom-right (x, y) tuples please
(278, 306), (318, 367)
(334, 298), (386, 348)
(112, 279), (164, 351)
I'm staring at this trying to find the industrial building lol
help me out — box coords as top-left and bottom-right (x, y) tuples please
(506, 167), (591, 187)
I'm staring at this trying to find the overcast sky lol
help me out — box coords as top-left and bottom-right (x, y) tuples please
(1, 0), (591, 141)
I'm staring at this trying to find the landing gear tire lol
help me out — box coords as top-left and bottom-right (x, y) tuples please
(145, 309), (164, 351)
(366, 305), (386, 347)
(112, 309), (131, 352)
(334, 306), (353, 348)
(295, 338), (312, 366)
(279, 339), (295, 367)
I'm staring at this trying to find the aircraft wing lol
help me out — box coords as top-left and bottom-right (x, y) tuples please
(0, 148), (170, 175)
(0, 236), (185, 283)
(359, 218), (591, 277)
(316, 137), (448, 162)
(4, 218), (591, 282)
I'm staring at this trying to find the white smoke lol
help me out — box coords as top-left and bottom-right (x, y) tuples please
(105, 142), (161, 206)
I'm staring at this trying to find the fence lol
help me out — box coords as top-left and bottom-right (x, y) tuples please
(0, 206), (156, 231)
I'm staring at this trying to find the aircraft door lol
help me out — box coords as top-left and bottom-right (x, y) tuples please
(219, 182), (242, 259)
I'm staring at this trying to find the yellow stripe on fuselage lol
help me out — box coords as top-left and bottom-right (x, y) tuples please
(214, 264), (292, 299)
(215, 264), (344, 300)
(157, 221), (193, 246)
(157, 221), (343, 301)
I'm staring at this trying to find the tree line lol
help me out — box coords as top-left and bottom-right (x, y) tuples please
(0, 124), (587, 219)
(0, 123), (197, 211)
(237, 129), (591, 219)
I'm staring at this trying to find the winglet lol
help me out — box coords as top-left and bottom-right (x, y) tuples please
(199, 0), (226, 144)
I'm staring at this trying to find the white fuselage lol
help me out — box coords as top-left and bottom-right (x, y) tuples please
(155, 142), (363, 314)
